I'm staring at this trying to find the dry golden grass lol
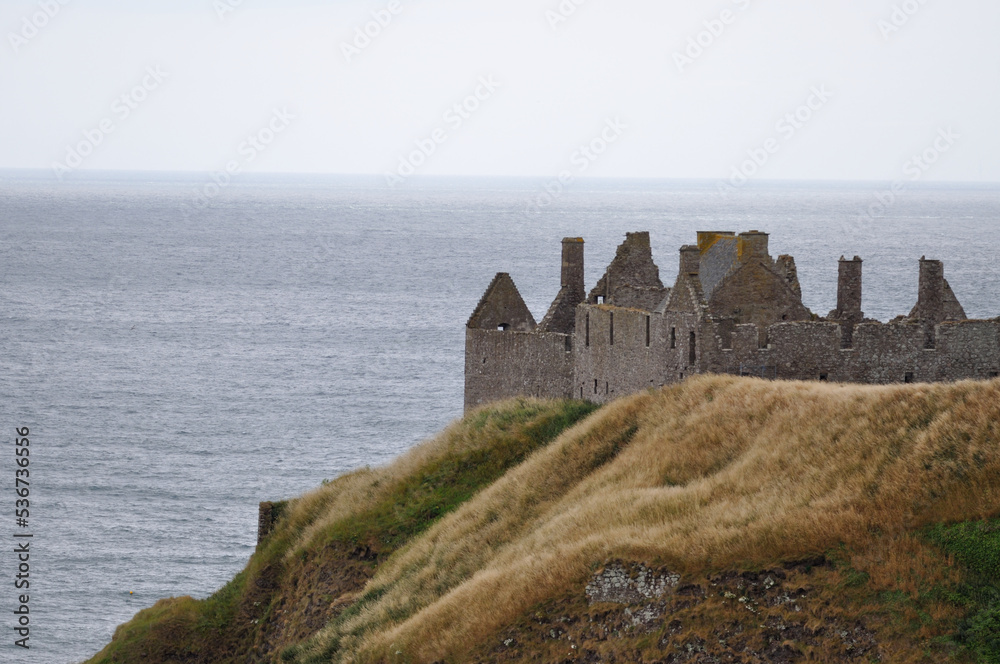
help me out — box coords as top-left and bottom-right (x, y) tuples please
(289, 375), (1000, 663)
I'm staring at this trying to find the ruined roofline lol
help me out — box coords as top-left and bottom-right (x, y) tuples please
(467, 272), (537, 331)
(464, 231), (997, 411)
(468, 233), (978, 332)
(586, 231), (667, 310)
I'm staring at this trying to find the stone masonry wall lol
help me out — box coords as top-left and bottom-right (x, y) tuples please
(572, 305), (703, 404)
(465, 328), (574, 409)
(467, 305), (1000, 411)
(704, 318), (1000, 384)
(569, 310), (1000, 408)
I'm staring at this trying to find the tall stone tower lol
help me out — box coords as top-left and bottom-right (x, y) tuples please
(561, 237), (585, 299)
(917, 257), (945, 348)
(537, 238), (586, 334)
(833, 256), (863, 348)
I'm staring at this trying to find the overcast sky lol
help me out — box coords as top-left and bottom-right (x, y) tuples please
(1, 0), (997, 181)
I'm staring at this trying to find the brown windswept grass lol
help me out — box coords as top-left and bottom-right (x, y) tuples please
(289, 375), (1000, 663)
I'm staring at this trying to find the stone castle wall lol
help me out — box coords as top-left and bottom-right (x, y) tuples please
(464, 232), (1000, 410)
(705, 318), (1000, 384)
(465, 329), (575, 409)
(572, 305), (702, 404)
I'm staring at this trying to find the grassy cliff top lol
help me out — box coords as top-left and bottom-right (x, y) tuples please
(88, 376), (1000, 663)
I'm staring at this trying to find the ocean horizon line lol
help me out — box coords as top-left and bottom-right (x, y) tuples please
(1, 168), (999, 191)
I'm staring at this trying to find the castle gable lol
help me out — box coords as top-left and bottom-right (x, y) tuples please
(775, 255), (803, 299)
(588, 231), (668, 310)
(467, 273), (536, 332)
(908, 279), (968, 322)
(658, 273), (703, 314)
(707, 259), (813, 328)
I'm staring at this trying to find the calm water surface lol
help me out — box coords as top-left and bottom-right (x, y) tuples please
(0, 173), (997, 662)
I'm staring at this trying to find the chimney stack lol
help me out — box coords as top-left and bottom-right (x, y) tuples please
(837, 256), (863, 320)
(561, 237), (585, 296)
(679, 245), (700, 275)
(917, 258), (944, 324)
(917, 257), (944, 349)
(835, 256), (863, 349)
(739, 230), (769, 260)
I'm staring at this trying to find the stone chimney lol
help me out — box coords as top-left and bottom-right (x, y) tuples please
(837, 256), (863, 320)
(917, 258), (945, 324)
(739, 230), (769, 260)
(561, 237), (585, 296)
(679, 245), (700, 275)
(917, 257), (944, 348)
(834, 256), (864, 349)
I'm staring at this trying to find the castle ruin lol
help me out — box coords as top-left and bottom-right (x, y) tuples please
(465, 231), (1000, 409)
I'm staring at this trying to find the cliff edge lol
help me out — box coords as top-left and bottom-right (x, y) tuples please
(87, 376), (1000, 663)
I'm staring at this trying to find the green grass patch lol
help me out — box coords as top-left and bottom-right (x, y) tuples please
(316, 399), (599, 552)
(926, 518), (1000, 662)
(85, 398), (598, 664)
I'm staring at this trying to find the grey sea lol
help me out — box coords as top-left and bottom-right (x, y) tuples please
(1, 172), (998, 662)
